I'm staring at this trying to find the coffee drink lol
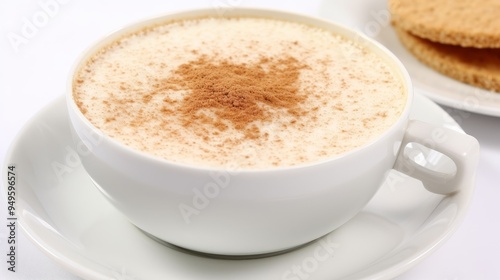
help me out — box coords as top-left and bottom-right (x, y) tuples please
(73, 16), (406, 169)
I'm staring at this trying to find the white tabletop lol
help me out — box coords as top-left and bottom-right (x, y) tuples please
(1, 1), (499, 279)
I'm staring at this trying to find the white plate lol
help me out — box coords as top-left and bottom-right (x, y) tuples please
(320, 0), (500, 117)
(4, 94), (474, 280)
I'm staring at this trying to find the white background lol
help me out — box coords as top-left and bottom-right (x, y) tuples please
(1, 0), (499, 279)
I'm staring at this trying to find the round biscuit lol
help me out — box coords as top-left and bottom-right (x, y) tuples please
(394, 27), (500, 92)
(389, 0), (500, 48)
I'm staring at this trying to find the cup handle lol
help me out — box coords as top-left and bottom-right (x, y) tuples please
(393, 120), (480, 195)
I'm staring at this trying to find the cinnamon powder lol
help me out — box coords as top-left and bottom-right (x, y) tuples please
(158, 55), (308, 139)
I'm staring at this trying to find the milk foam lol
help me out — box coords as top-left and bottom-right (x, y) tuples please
(73, 16), (406, 169)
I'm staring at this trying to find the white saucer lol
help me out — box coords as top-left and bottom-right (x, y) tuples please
(4, 94), (474, 280)
(321, 0), (500, 117)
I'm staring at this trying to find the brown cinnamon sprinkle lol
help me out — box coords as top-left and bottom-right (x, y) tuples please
(157, 55), (308, 139)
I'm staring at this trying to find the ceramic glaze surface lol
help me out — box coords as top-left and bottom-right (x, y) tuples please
(65, 8), (478, 256)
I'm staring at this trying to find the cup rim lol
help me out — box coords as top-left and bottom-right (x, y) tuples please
(66, 7), (413, 173)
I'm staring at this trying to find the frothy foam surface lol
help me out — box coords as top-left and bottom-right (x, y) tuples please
(73, 16), (406, 169)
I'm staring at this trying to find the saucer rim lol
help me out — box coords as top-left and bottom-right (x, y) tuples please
(4, 94), (475, 280)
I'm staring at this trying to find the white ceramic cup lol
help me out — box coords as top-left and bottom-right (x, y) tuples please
(66, 8), (480, 256)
